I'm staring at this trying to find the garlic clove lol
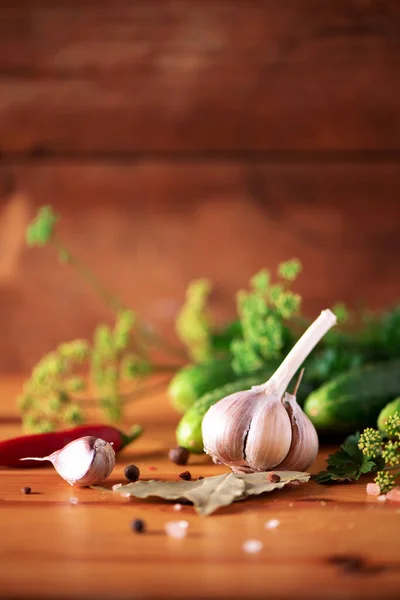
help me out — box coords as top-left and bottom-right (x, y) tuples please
(20, 436), (115, 486)
(202, 390), (254, 470)
(50, 436), (96, 485)
(276, 392), (319, 471)
(244, 395), (292, 471)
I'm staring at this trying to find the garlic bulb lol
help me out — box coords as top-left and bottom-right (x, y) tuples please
(202, 309), (336, 473)
(20, 436), (115, 486)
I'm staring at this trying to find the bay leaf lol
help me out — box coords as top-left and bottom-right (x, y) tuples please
(185, 473), (246, 516)
(110, 471), (310, 516)
(112, 478), (203, 500)
(236, 471), (310, 496)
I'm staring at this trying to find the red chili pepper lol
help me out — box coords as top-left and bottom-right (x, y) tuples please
(0, 424), (142, 468)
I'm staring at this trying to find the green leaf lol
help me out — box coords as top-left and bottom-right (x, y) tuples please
(315, 432), (382, 484)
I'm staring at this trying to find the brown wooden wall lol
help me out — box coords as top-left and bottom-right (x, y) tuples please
(0, 0), (399, 372)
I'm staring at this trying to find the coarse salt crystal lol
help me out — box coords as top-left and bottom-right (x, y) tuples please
(121, 492), (131, 498)
(112, 483), (122, 491)
(164, 521), (188, 539)
(173, 504), (182, 511)
(243, 539), (263, 554)
(178, 520), (189, 529)
(366, 483), (381, 496)
(265, 519), (280, 530)
(69, 497), (79, 505)
(377, 494), (387, 502)
(386, 487), (400, 502)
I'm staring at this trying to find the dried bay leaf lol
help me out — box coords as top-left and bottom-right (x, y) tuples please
(186, 473), (245, 516)
(236, 471), (310, 496)
(110, 470), (310, 516)
(112, 478), (203, 500)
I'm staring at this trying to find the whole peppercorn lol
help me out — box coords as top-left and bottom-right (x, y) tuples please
(21, 486), (31, 495)
(179, 471), (191, 481)
(131, 518), (145, 533)
(124, 464), (140, 482)
(168, 446), (189, 466)
(267, 473), (281, 483)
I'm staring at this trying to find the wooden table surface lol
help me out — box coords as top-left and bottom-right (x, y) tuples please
(1, 375), (400, 600)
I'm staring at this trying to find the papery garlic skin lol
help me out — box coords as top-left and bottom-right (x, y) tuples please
(20, 436), (115, 486)
(276, 393), (318, 471)
(202, 309), (336, 473)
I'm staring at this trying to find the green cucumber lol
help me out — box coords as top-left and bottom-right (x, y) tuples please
(304, 359), (400, 434)
(176, 366), (277, 453)
(167, 357), (237, 413)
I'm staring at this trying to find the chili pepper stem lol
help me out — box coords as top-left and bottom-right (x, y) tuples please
(120, 425), (143, 449)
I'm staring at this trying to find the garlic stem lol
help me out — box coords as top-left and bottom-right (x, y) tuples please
(265, 309), (337, 394)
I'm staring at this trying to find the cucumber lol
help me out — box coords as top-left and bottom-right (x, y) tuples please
(377, 398), (400, 434)
(304, 359), (400, 434)
(176, 366), (277, 453)
(167, 357), (237, 413)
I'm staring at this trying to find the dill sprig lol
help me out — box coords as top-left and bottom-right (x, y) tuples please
(358, 412), (400, 493)
(175, 279), (213, 362)
(21, 206), (182, 431)
(231, 260), (301, 375)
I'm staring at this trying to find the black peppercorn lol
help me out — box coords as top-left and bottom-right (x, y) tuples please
(198, 476), (204, 480)
(124, 464), (140, 482)
(179, 471), (191, 481)
(131, 518), (145, 533)
(21, 487), (31, 495)
(168, 446), (189, 466)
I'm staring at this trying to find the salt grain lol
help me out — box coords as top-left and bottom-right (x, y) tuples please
(366, 483), (381, 496)
(377, 494), (387, 502)
(265, 519), (280, 530)
(69, 497), (79, 505)
(386, 487), (400, 502)
(164, 521), (188, 539)
(112, 483), (122, 491)
(121, 492), (131, 498)
(173, 504), (183, 512)
(243, 539), (263, 554)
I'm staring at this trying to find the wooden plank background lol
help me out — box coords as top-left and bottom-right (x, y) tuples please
(0, 0), (399, 372)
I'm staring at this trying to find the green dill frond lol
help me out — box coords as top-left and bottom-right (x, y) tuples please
(231, 260), (301, 375)
(250, 270), (270, 293)
(358, 428), (382, 457)
(381, 441), (400, 466)
(26, 205), (59, 247)
(176, 278), (213, 362)
(278, 259), (302, 281)
(374, 471), (396, 494)
(385, 412), (400, 439)
(332, 303), (350, 324)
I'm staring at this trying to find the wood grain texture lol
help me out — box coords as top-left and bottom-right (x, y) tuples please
(0, 162), (400, 372)
(0, 0), (399, 153)
(0, 375), (400, 600)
